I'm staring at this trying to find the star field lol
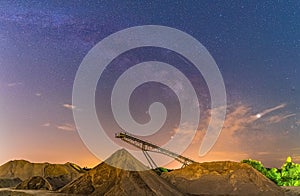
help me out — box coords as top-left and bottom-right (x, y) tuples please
(0, 0), (299, 167)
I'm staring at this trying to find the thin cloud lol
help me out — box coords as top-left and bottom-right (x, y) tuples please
(63, 104), (76, 110)
(7, 82), (22, 87)
(57, 123), (76, 131)
(41, 122), (50, 127)
(163, 103), (294, 166)
(216, 103), (291, 136)
(35, 92), (42, 97)
(202, 151), (249, 161)
(257, 151), (271, 155)
(190, 103), (291, 145)
(265, 113), (296, 124)
(188, 103), (293, 159)
(256, 103), (286, 118)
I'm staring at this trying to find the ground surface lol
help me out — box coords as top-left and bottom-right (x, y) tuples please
(2, 187), (300, 196)
(0, 188), (72, 196)
(282, 186), (300, 196)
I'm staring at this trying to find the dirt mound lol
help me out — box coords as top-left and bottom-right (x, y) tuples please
(161, 161), (285, 195)
(16, 176), (52, 190)
(0, 160), (83, 190)
(60, 149), (184, 196)
(0, 178), (22, 188)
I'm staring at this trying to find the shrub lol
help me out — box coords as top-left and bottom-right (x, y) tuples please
(241, 159), (267, 175)
(242, 156), (300, 186)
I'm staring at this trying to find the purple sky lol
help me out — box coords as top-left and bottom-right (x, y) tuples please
(0, 1), (299, 168)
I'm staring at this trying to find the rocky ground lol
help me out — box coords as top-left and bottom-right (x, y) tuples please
(16, 176), (52, 191)
(0, 178), (21, 188)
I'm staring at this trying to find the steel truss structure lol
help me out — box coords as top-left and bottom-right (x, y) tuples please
(115, 131), (196, 168)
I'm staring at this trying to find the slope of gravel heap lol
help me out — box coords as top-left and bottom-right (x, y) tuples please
(161, 161), (285, 196)
(60, 149), (184, 196)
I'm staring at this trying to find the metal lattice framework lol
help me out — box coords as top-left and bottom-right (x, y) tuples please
(115, 131), (196, 168)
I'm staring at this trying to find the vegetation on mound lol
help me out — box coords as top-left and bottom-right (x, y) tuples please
(242, 156), (300, 186)
(153, 167), (172, 175)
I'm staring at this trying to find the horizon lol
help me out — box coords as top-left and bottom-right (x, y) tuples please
(1, 147), (299, 170)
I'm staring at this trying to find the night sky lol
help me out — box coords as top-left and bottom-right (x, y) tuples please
(0, 1), (299, 168)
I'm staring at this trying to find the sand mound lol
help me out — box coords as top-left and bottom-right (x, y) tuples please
(0, 160), (82, 190)
(161, 161), (285, 195)
(60, 149), (184, 196)
(16, 176), (52, 190)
